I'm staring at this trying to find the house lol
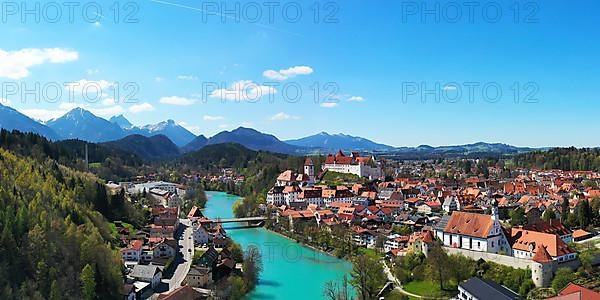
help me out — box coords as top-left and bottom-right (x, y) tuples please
(157, 285), (206, 300)
(458, 277), (521, 300)
(351, 226), (376, 248)
(572, 229), (593, 241)
(546, 282), (600, 300)
(151, 238), (177, 258)
(186, 266), (213, 288)
(197, 246), (219, 268)
(130, 265), (162, 289)
(119, 284), (136, 300)
(442, 196), (461, 213)
(417, 201), (441, 214)
(407, 231), (435, 256)
(384, 235), (409, 252)
(434, 203), (510, 254)
(193, 223), (210, 246)
(121, 240), (144, 263)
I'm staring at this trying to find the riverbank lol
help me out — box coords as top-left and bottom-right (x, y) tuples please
(202, 191), (354, 300)
(266, 227), (339, 258)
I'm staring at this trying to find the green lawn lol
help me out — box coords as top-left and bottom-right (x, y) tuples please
(403, 280), (456, 298)
(358, 247), (384, 260)
(321, 171), (363, 184)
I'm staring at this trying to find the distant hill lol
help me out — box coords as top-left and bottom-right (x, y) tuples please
(181, 135), (208, 153)
(47, 108), (126, 142)
(286, 132), (394, 151)
(205, 127), (302, 154)
(180, 143), (261, 168)
(0, 103), (60, 140)
(103, 134), (180, 160)
(384, 142), (538, 159)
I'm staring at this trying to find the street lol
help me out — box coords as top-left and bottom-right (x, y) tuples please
(165, 219), (194, 291)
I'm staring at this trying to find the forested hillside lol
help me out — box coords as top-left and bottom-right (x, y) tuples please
(0, 148), (124, 299)
(0, 129), (144, 181)
(514, 147), (600, 171)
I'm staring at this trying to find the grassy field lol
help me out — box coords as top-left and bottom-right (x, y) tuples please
(358, 247), (384, 260)
(321, 171), (363, 185)
(403, 280), (456, 298)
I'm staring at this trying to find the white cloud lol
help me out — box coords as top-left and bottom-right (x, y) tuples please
(155, 76), (164, 82)
(0, 48), (79, 79)
(19, 108), (66, 121)
(90, 105), (124, 117)
(159, 96), (196, 106)
(320, 102), (338, 108)
(240, 121), (253, 127)
(269, 112), (300, 121)
(210, 80), (276, 102)
(65, 79), (114, 99)
(218, 124), (230, 129)
(86, 68), (100, 75)
(203, 115), (224, 121)
(101, 98), (117, 106)
(18, 102), (123, 120)
(58, 102), (78, 110)
(263, 66), (313, 81)
(347, 96), (364, 102)
(128, 102), (155, 113)
(177, 75), (198, 81)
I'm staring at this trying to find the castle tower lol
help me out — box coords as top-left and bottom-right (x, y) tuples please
(304, 157), (315, 183)
(531, 244), (555, 288)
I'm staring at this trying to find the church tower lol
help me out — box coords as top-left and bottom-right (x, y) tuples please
(304, 157), (315, 183)
(491, 198), (499, 221)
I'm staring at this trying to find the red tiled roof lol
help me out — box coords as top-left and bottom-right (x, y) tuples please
(532, 244), (553, 263)
(522, 220), (571, 237)
(510, 228), (576, 258)
(443, 211), (493, 239)
(572, 229), (592, 239)
(547, 283), (600, 300)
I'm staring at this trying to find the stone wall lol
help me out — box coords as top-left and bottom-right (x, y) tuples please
(443, 247), (532, 269)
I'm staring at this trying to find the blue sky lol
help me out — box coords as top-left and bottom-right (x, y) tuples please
(1, 0), (598, 147)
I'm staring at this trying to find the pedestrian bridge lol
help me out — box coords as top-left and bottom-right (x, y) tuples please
(213, 216), (267, 223)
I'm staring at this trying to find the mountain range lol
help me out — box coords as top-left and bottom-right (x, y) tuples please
(0, 103), (60, 140)
(0, 102), (540, 157)
(286, 132), (395, 151)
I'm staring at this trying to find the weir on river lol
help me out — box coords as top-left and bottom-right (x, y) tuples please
(202, 191), (354, 300)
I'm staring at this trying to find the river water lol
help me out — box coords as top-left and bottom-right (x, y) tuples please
(203, 191), (353, 300)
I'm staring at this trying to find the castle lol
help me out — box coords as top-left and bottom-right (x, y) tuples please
(322, 150), (383, 179)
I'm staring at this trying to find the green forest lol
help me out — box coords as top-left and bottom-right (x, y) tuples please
(0, 147), (125, 299)
(514, 147), (600, 171)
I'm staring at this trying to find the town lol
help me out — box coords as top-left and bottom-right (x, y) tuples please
(102, 149), (600, 300)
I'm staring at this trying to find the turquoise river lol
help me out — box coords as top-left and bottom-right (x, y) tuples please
(203, 191), (353, 300)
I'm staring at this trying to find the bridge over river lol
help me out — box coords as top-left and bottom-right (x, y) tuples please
(212, 216), (267, 223)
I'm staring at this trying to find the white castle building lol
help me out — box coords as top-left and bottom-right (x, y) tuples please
(323, 150), (383, 179)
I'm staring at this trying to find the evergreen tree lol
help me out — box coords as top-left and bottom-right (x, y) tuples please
(80, 264), (96, 300)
